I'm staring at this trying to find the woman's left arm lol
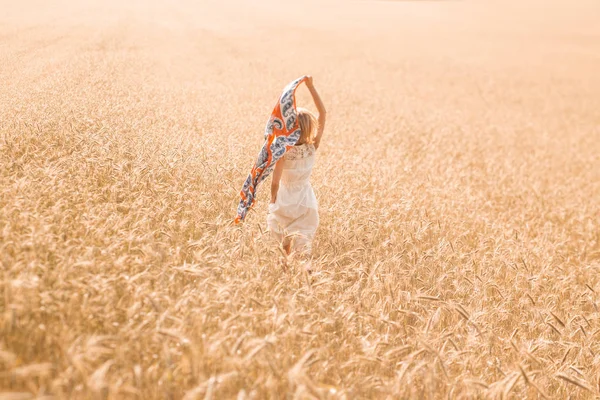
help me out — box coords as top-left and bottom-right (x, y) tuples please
(270, 159), (284, 203)
(305, 77), (327, 150)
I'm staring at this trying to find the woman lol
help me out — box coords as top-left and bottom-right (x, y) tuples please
(267, 76), (327, 261)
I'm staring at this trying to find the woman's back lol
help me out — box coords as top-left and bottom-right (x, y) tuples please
(267, 142), (318, 253)
(280, 143), (316, 187)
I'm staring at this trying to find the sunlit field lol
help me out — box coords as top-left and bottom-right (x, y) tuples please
(1, 0), (600, 398)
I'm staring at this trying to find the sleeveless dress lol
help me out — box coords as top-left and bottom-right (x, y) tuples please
(267, 143), (319, 253)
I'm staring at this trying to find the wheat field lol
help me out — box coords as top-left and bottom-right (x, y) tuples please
(1, 0), (600, 398)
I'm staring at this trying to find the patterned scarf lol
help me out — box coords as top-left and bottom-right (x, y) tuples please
(235, 76), (308, 223)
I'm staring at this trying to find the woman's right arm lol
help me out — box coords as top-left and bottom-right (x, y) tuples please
(306, 76), (327, 150)
(270, 159), (284, 204)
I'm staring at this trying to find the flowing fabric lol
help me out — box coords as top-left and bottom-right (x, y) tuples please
(235, 76), (308, 223)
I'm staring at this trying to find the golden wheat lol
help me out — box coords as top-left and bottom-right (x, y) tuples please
(1, 0), (600, 398)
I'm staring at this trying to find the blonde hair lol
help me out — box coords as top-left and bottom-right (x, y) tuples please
(296, 108), (318, 145)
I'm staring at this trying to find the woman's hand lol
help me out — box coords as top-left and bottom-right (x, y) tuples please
(305, 75), (314, 88)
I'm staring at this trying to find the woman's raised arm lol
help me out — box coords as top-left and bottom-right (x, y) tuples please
(305, 76), (326, 150)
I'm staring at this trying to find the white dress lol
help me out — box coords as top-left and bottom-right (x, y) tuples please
(267, 143), (319, 253)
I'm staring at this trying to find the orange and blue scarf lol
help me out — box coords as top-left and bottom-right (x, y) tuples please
(235, 76), (308, 223)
